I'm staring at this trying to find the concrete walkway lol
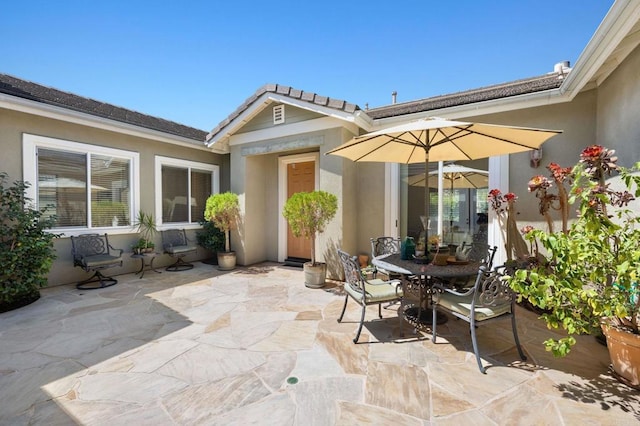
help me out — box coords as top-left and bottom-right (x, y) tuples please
(1, 262), (638, 425)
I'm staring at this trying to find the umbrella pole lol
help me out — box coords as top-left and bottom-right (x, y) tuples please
(449, 179), (454, 244)
(424, 154), (429, 248)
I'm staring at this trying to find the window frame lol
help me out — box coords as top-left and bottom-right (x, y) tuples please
(22, 133), (140, 236)
(154, 156), (219, 230)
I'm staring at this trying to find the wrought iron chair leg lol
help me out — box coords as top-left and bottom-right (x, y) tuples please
(378, 304), (382, 318)
(353, 304), (367, 343)
(511, 311), (527, 361)
(383, 300), (400, 310)
(165, 257), (194, 272)
(76, 270), (118, 290)
(469, 316), (486, 374)
(432, 306), (438, 343)
(337, 294), (349, 323)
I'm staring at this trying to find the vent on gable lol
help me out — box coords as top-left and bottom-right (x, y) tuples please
(273, 105), (285, 125)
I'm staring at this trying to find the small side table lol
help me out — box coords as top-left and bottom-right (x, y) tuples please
(131, 252), (162, 279)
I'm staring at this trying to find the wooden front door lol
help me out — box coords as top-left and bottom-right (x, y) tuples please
(286, 161), (315, 259)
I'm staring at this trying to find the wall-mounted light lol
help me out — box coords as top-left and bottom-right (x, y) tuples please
(530, 148), (543, 168)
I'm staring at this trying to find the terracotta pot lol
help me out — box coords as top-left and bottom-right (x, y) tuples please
(601, 321), (640, 389)
(358, 254), (369, 268)
(303, 262), (326, 288)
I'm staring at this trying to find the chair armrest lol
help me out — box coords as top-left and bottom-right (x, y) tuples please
(108, 244), (124, 257)
(366, 278), (401, 286)
(432, 281), (475, 297)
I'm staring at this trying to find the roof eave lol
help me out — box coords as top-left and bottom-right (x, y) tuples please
(369, 87), (565, 128)
(560, 0), (640, 98)
(205, 92), (370, 152)
(1, 93), (209, 150)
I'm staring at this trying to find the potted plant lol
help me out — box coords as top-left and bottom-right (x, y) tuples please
(507, 146), (640, 389)
(0, 172), (59, 312)
(196, 220), (225, 265)
(282, 190), (337, 288)
(132, 211), (157, 254)
(204, 192), (240, 270)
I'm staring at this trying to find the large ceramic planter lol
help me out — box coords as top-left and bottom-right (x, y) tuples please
(217, 251), (236, 271)
(303, 262), (326, 288)
(601, 321), (640, 389)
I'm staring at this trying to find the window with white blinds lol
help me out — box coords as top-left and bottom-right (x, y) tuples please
(156, 156), (219, 225)
(23, 134), (139, 232)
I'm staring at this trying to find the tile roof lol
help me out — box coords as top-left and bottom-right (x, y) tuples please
(0, 73), (208, 142)
(206, 84), (360, 141)
(365, 73), (565, 119)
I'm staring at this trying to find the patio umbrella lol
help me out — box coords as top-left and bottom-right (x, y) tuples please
(407, 163), (489, 189)
(326, 117), (562, 245)
(408, 163), (489, 241)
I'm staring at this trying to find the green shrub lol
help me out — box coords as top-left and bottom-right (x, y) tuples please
(282, 190), (337, 265)
(196, 220), (225, 253)
(204, 192), (240, 252)
(0, 172), (59, 312)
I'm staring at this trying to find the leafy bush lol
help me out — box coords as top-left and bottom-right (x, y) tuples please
(204, 192), (240, 252)
(0, 172), (59, 312)
(282, 190), (337, 265)
(507, 147), (640, 356)
(196, 220), (225, 253)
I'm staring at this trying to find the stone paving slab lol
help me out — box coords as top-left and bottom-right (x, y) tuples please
(0, 262), (639, 425)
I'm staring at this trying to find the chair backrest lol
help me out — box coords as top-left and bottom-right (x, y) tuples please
(71, 233), (111, 261)
(463, 242), (497, 268)
(162, 229), (188, 249)
(370, 237), (401, 258)
(471, 266), (514, 310)
(338, 249), (365, 293)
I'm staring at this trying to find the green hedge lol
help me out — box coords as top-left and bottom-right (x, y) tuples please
(0, 173), (59, 312)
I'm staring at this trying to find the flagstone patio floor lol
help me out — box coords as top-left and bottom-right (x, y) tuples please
(1, 262), (639, 425)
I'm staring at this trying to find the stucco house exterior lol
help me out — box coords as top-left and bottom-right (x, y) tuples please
(1, 0), (639, 287)
(205, 0), (640, 276)
(0, 74), (229, 286)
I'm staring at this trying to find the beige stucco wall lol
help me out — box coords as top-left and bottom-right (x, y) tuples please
(228, 122), (358, 279)
(0, 107), (228, 286)
(238, 104), (324, 134)
(596, 44), (640, 166)
(354, 161), (386, 257)
(463, 89), (598, 228)
(229, 151), (278, 265)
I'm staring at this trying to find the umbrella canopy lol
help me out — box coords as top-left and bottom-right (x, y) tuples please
(326, 117), (562, 244)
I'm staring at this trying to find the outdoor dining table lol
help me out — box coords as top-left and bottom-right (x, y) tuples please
(372, 253), (481, 333)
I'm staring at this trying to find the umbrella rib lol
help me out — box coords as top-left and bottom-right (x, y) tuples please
(349, 134), (422, 162)
(447, 126), (544, 148)
(428, 127), (474, 161)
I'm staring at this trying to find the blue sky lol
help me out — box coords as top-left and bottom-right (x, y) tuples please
(3, 1), (613, 132)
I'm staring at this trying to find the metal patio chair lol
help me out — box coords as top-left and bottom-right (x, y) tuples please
(369, 236), (402, 280)
(71, 233), (123, 290)
(162, 229), (198, 271)
(431, 265), (527, 373)
(337, 249), (403, 343)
